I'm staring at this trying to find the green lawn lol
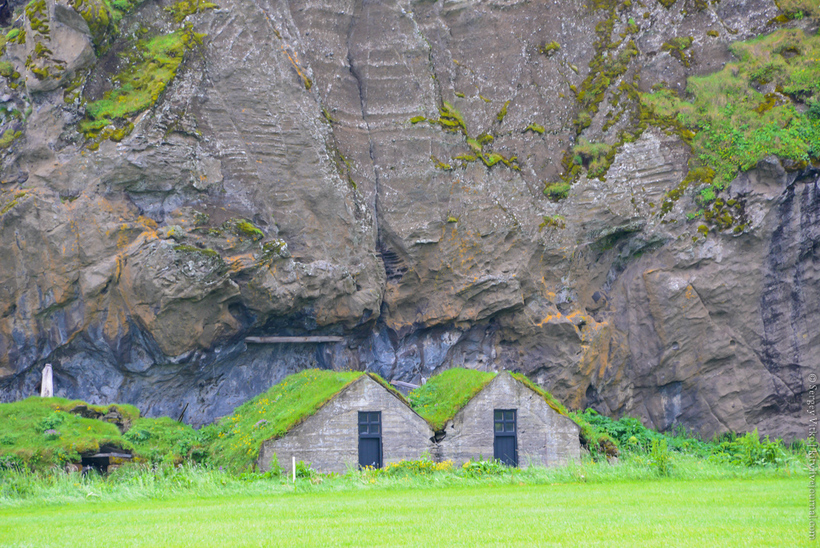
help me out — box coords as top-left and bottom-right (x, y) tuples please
(0, 477), (806, 547)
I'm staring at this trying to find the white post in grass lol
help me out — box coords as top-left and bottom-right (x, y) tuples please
(292, 456), (296, 482)
(40, 364), (53, 397)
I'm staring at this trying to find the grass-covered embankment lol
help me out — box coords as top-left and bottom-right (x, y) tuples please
(0, 397), (203, 469)
(1, 368), (800, 475)
(0, 464), (806, 547)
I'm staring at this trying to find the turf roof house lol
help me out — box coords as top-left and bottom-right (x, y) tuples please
(256, 371), (435, 474)
(411, 369), (581, 467)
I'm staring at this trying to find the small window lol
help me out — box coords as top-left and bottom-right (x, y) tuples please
(358, 411), (381, 436)
(494, 409), (516, 434)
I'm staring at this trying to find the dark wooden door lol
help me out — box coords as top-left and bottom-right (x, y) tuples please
(494, 409), (518, 467)
(358, 411), (382, 468)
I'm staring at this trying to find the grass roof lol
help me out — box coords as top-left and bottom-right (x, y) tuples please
(202, 369), (366, 472)
(509, 372), (569, 416)
(408, 369), (497, 431)
(509, 373), (618, 456)
(0, 397), (203, 470)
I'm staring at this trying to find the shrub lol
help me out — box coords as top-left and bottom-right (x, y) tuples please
(379, 457), (454, 477)
(543, 181), (571, 200)
(649, 439), (672, 476)
(295, 460), (315, 479)
(461, 458), (509, 477)
(709, 429), (789, 467)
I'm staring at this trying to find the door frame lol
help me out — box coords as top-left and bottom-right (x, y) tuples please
(493, 408), (518, 467)
(358, 411), (383, 469)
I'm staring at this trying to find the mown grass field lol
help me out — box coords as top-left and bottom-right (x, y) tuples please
(0, 469), (808, 547)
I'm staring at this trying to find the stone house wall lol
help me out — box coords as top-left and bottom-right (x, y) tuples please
(436, 372), (581, 467)
(258, 375), (435, 474)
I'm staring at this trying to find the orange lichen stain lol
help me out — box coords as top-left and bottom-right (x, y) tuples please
(114, 255), (124, 283)
(137, 216), (158, 230)
(566, 310), (583, 321)
(685, 285), (696, 300)
(535, 313), (561, 327)
(116, 224), (131, 249)
(282, 44), (311, 89)
(226, 254), (255, 272)
(103, 302), (128, 342)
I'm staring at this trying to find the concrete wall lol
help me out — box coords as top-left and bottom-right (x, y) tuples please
(436, 372), (581, 467)
(258, 375), (435, 474)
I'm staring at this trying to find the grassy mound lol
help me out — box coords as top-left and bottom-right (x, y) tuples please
(201, 370), (364, 472)
(123, 417), (207, 465)
(408, 369), (496, 431)
(0, 397), (201, 470)
(0, 397), (136, 469)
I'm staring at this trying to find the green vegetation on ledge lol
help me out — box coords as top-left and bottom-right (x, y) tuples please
(71, 0), (149, 47)
(571, 138), (614, 179)
(661, 36), (694, 67)
(165, 0), (217, 24)
(775, 0), (820, 20)
(539, 40), (561, 56)
(80, 27), (204, 141)
(0, 129), (22, 149)
(524, 122), (545, 134)
(642, 28), (820, 212)
(413, 101), (520, 171)
(0, 190), (29, 215)
(545, 0), (642, 198)
(173, 244), (222, 261)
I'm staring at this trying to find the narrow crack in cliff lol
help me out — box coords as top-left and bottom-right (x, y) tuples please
(345, 1), (381, 247)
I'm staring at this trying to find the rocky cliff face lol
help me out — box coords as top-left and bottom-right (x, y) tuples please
(0, 0), (816, 438)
